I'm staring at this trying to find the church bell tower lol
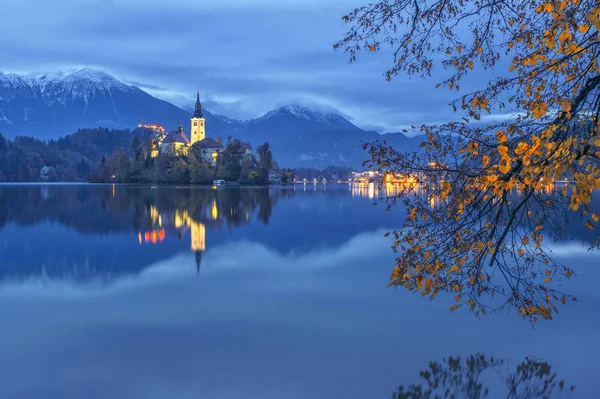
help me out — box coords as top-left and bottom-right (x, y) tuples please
(190, 91), (206, 145)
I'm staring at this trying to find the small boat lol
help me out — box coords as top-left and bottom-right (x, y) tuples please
(212, 179), (226, 186)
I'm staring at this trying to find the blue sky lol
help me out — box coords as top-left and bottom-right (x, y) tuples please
(0, 0), (502, 132)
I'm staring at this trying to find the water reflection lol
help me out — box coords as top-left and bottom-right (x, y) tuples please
(392, 353), (574, 399)
(0, 185), (295, 282)
(0, 184), (599, 399)
(351, 182), (423, 199)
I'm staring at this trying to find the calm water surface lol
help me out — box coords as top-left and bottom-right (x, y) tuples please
(0, 184), (598, 398)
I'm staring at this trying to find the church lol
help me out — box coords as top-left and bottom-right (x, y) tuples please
(145, 92), (224, 164)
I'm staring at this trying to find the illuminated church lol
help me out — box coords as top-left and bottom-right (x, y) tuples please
(143, 92), (224, 163)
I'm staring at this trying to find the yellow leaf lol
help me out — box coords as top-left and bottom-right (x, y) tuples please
(560, 99), (572, 112)
(497, 145), (508, 155)
(585, 220), (595, 230)
(499, 163), (511, 174)
(578, 24), (590, 33)
(586, 10), (600, 31)
(592, 213), (599, 222)
(544, 277), (552, 283)
(482, 155), (490, 167)
(496, 130), (507, 143)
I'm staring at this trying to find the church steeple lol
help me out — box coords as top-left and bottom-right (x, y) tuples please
(190, 90), (206, 145)
(193, 90), (203, 118)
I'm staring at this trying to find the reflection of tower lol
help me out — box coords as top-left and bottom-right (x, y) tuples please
(191, 221), (206, 274)
(211, 200), (218, 220)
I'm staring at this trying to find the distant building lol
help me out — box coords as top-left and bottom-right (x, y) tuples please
(196, 137), (225, 165)
(190, 91), (206, 144)
(145, 91), (212, 158)
(40, 166), (50, 181)
(138, 124), (166, 158)
(161, 123), (191, 156)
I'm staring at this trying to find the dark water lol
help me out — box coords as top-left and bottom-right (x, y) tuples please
(0, 184), (598, 398)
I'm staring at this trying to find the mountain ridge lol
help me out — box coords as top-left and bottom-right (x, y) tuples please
(0, 67), (421, 167)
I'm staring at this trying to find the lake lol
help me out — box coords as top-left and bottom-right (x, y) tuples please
(0, 183), (598, 398)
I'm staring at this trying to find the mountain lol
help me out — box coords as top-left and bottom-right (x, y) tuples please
(0, 68), (422, 168)
(236, 104), (418, 168)
(0, 68), (191, 137)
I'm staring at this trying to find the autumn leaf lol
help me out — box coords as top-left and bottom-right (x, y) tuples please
(482, 155), (490, 167)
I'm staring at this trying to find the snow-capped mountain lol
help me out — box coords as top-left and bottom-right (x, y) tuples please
(0, 67), (190, 137)
(0, 67), (420, 167)
(247, 104), (360, 131)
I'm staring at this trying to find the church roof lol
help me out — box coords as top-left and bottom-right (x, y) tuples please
(197, 137), (224, 149)
(193, 91), (204, 118)
(162, 130), (190, 144)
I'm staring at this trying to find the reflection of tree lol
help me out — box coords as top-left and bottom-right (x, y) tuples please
(391, 353), (574, 399)
(0, 185), (296, 234)
(0, 185), (296, 283)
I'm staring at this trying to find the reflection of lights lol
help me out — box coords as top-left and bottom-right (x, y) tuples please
(143, 228), (165, 244)
(212, 185), (217, 190)
(313, 178), (317, 183)
(211, 200), (218, 220)
(368, 183), (375, 199)
(150, 206), (160, 225)
(112, 184), (115, 198)
(190, 221), (205, 251)
(137, 232), (142, 244)
(174, 209), (190, 228)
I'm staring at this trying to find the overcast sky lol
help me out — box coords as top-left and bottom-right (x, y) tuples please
(0, 0), (506, 132)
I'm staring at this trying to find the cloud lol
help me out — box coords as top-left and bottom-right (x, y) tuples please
(0, 0), (500, 132)
(0, 228), (396, 296)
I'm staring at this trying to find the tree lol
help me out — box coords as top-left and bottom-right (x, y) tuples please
(109, 147), (131, 183)
(190, 158), (214, 184)
(280, 168), (295, 184)
(336, 1), (600, 321)
(215, 138), (242, 182)
(239, 157), (253, 184)
(255, 142), (274, 185)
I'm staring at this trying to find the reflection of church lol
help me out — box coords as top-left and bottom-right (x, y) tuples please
(138, 200), (219, 274)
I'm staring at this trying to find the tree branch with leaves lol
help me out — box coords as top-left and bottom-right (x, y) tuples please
(335, 0), (600, 321)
